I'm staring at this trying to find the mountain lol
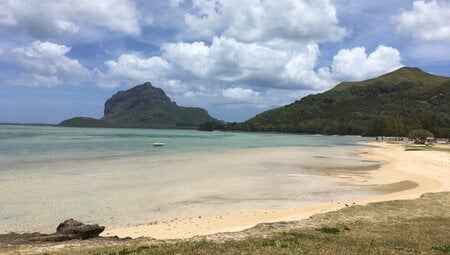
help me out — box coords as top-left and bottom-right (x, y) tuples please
(59, 82), (219, 129)
(237, 67), (450, 137)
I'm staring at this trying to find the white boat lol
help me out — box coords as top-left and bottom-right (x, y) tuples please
(153, 143), (165, 147)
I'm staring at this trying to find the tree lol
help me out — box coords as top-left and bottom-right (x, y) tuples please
(386, 118), (405, 139)
(368, 117), (387, 137)
(408, 129), (434, 144)
(440, 128), (450, 141)
(198, 121), (224, 131)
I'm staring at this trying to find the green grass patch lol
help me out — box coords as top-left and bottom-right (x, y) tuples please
(432, 245), (450, 253)
(316, 227), (340, 234)
(110, 246), (151, 255)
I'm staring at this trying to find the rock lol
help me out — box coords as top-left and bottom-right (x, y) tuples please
(56, 219), (105, 239)
(0, 219), (106, 244)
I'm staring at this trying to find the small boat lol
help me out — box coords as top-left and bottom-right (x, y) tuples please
(153, 143), (165, 147)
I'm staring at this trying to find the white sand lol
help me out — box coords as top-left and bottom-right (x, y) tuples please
(104, 142), (450, 239)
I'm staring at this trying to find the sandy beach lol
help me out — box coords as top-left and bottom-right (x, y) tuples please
(104, 142), (450, 239)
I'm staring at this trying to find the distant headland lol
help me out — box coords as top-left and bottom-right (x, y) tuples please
(59, 82), (220, 129)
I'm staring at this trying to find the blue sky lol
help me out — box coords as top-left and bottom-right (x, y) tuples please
(0, 0), (449, 124)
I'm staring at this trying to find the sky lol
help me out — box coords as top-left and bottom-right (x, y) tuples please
(0, 0), (449, 124)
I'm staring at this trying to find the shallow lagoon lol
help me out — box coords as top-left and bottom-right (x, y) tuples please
(0, 125), (373, 233)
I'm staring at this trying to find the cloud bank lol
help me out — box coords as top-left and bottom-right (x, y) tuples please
(91, 0), (402, 109)
(12, 41), (91, 87)
(0, 0), (141, 39)
(184, 0), (347, 43)
(1, 0), (410, 116)
(395, 0), (450, 43)
(331, 45), (403, 81)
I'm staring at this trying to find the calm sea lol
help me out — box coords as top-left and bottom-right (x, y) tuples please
(0, 125), (367, 163)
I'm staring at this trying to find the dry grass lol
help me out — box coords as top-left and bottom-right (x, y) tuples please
(32, 218), (450, 255)
(3, 192), (449, 255)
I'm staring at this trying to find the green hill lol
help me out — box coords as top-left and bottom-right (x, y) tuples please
(238, 67), (450, 137)
(59, 82), (218, 129)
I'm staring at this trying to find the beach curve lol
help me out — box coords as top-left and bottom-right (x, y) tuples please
(103, 142), (450, 239)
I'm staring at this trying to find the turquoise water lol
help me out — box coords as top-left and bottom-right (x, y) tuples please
(0, 125), (368, 163)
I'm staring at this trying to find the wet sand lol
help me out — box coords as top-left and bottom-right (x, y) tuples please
(104, 142), (450, 239)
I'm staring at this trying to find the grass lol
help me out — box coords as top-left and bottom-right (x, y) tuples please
(18, 217), (449, 255)
(432, 245), (450, 253)
(315, 227), (340, 234)
(3, 192), (449, 255)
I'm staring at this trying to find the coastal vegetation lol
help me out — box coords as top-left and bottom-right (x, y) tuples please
(59, 117), (117, 128)
(198, 121), (226, 131)
(408, 129), (435, 144)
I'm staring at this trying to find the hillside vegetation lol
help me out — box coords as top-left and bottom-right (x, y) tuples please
(236, 67), (450, 137)
(58, 117), (117, 128)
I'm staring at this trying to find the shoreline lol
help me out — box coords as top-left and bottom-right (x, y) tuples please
(103, 141), (449, 239)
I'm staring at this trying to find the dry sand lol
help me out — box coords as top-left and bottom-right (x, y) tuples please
(104, 142), (450, 239)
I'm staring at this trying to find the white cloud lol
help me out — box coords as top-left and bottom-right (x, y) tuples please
(97, 53), (190, 95)
(282, 44), (333, 90)
(152, 0), (349, 96)
(162, 36), (333, 90)
(162, 36), (290, 84)
(2, 0), (141, 39)
(395, 0), (450, 42)
(331, 45), (403, 82)
(162, 41), (213, 79)
(98, 54), (172, 88)
(0, 47), (4, 56)
(12, 41), (92, 87)
(222, 87), (261, 102)
(185, 0), (346, 43)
